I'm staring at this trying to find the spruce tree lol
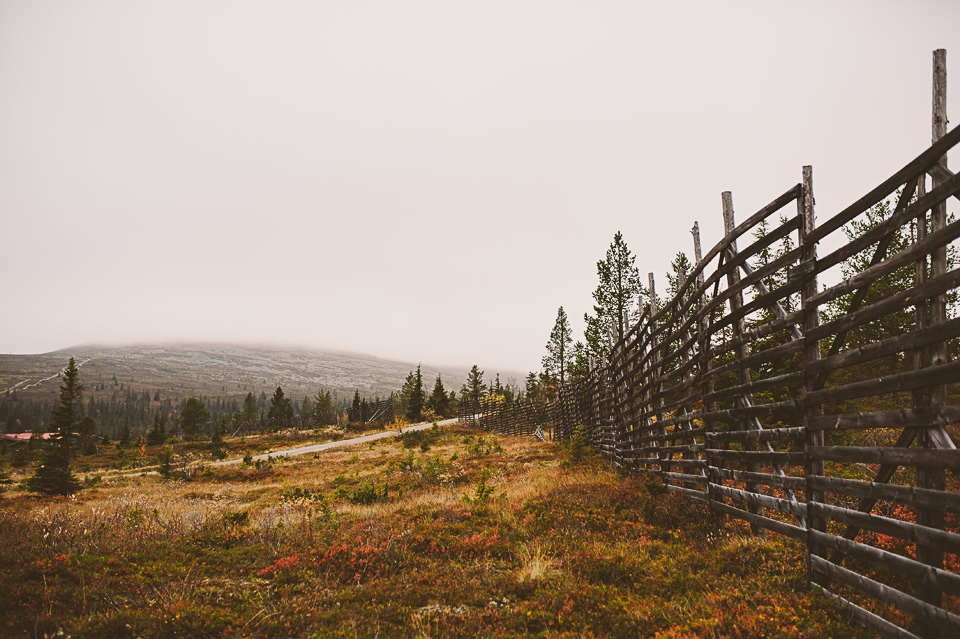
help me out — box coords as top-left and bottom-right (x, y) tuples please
(210, 415), (227, 459)
(428, 374), (449, 417)
(79, 414), (98, 455)
(314, 389), (336, 425)
(406, 364), (426, 422)
(27, 358), (82, 496)
(300, 396), (313, 421)
(350, 388), (364, 422)
(118, 416), (132, 449)
(466, 365), (486, 403)
(525, 372), (540, 402)
(181, 397), (210, 439)
(267, 386), (294, 427)
(242, 392), (258, 422)
(147, 411), (167, 446)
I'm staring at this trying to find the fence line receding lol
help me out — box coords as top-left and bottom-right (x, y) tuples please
(461, 51), (960, 639)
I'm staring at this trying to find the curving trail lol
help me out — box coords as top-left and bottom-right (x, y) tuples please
(3, 357), (97, 394)
(209, 417), (460, 467)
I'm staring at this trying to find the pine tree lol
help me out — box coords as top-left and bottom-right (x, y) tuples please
(525, 372), (540, 402)
(118, 415), (132, 449)
(210, 414), (227, 460)
(313, 389), (337, 425)
(825, 199), (919, 350)
(27, 358), (82, 496)
(300, 396), (313, 421)
(406, 364), (426, 422)
(242, 392), (258, 422)
(666, 251), (693, 301)
(79, 414), (98, 455)
(352, 389), (362, 422)
(428, 375), (449, 417)
(543, 306), (574, 384)
(466, 365), (486, 403)
(584, 231), (644, 362)
(822, 197), (956, 380)
(398, 370), (416, 417)
(567, 341), (592, 387)
(147, 411), (167, 446)
(267, 386), (294, 427)
(181, 397), (210, 439)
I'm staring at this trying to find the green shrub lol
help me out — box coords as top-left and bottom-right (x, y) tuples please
(0, 469), (12, 497)
(421, 455), (447, 484)
(10, 446), (32, 467)
(466, 436), (501, 456)
(398, 428), (441, 451)
(223, 510), (249, 527)
(349, 481), (390, 505)
(157, 447), (174, 479)
(567, 424), (589, 463)
(463, 470), (495, 511)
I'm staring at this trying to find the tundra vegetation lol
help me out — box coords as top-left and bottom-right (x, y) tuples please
(0, 424), (869, 638)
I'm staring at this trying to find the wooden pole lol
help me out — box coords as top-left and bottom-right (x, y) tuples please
(722, 194), (751, 402)
(930, 47), (948, 392)
(692, 221), (717, 503)
(691, 222), (712, 418)
(647, 273), (668, 478)
(722, 192), (763, 530)
(916, 48), (948, 639)
(914, 171), (928, 410)
(800, 164), (826, 586)
(692, 222), (704, 287)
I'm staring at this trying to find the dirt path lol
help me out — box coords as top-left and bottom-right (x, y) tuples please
(3, 357), (98, 394)
(210, 417), (460, 467)
(92, 418), (461, 480)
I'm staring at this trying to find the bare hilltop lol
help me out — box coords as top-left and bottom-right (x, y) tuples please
(0, 343), (495, 405)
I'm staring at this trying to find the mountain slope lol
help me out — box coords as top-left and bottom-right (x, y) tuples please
(0, 343), (519, 405)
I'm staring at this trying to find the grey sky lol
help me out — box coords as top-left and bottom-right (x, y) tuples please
(1, 1), (957, 375)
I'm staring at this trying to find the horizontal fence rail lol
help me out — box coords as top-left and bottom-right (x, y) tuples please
(461, 123), (960, 639)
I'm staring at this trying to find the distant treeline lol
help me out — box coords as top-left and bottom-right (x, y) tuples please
(0, 386), (352, 439)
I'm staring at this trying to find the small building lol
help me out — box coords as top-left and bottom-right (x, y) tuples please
(1, 432), (57, 446)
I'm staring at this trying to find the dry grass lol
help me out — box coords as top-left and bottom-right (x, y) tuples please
(0, 425), (873, 638)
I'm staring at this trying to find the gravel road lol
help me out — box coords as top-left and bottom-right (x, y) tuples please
(209, 417), (460, 467)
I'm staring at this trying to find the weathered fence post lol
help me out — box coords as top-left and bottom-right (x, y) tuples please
(722, 192), (763, 529)
(694, 222), (721, 510)
(687, 224), (707, 495)
(799, 165), (825, 587)
(915, 48), (949, 639)
(647, 273), (668, 481)
(605, 326), (619, 462)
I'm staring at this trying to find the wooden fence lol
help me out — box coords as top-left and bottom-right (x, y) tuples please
(461, 51), (960, 639)
(349, 397), (395, 425)
(457, 395), (561, 439)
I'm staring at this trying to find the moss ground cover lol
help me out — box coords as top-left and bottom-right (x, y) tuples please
(0, 426), (871, 638)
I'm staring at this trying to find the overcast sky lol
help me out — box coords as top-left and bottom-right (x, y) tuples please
(1, 1), (958, 375)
